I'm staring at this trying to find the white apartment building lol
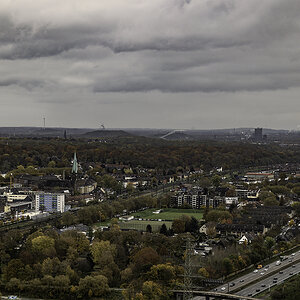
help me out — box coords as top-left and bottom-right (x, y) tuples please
(35, 193), (65, 213)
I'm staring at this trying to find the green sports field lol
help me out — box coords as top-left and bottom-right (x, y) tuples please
(118, 220), (172, 232)
(95, 208), (203, 232)
(132, 208), (203, 221)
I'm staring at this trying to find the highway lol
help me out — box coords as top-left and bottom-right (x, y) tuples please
(236, 262), (300, 297)
(194, 249), (300, 299)
(213, 249), (300, 293)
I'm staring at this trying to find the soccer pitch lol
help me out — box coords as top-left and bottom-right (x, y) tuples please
(132, 208), (203, 221)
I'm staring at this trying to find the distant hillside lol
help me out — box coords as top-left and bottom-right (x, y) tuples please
(161, 131), (194, 141)
(80, 130), (132, 139)
(0, 127), (92, 137)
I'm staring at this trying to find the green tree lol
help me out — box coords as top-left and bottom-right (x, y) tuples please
(159, 224), (168, 235)
(146, 224), (152, 233)
(198, 267), (209, 278)
(132, 247), (160, 273)
(6, 277), (22, 292)
(259, 191), (276, 202)
(212, 175), (222, 187)
(31, 235), (56, 257)
(90, 240), (116, 267)
(172, 219), (185, 234)
(222, 258), (234, 276)
(264, 197), (279, 206)
(185, 216), (199, 233)
(3, 259), (25, 281)
(199, 177), (211, 188)
(205, 210), (232, 223)
(141, 281), (165, 300)
(265, 236), (276, 257)
(147, 263), (176, 285)
(78, 275), (109, 298)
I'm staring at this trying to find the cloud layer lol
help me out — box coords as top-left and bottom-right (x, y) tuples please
(0, 0), (300, 128)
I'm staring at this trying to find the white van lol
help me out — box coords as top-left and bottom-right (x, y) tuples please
(275, 260), (281, 266)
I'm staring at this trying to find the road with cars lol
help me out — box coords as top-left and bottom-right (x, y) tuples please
(213, 249), (300, 294)
(194, 249), (300, 299)
(236, 262), (300, 297)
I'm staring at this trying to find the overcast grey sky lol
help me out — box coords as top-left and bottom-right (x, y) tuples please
(1, 0), (300, 129)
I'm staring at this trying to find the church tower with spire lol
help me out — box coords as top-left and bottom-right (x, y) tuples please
(71, 152), (78, 194)
(72, 152), (78, 174)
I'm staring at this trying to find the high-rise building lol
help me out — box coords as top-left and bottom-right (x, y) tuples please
(254, 128), (263, 140)
(35, 193), (65, 213)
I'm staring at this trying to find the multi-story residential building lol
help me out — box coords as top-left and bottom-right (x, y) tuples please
(171, 192), (208, 209)
(35, 193), (65, 213)
(208, 196), (224, 208)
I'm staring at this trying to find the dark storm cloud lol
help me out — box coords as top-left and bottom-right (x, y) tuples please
(1, 0), (300, 94)
(0, 78), (45, 90)
(1, 1), (297, 58)
(0, 0), (300, 129)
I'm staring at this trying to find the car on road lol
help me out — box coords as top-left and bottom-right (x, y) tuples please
(260, 272), (265, 275)
(292, 253), (295, 256)
(290, 272), (294, 275)
(8, 296), (18, 300)
(248, 293), (252, 297)
(240, 279), (244, 282)
(292, 265), (296, 268)
(273, 279), (277, 283)
(256, 289), (260, 292)
(221, 287), (226, 291)
(276, 260), (281, 266)
(229, 282), (235, 287)
(261, 284), (266, 287)
(253, 269), (258, 273)
(279, 271), (284, 274)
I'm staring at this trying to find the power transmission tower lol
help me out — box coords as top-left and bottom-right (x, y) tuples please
(183, 237), (194, 300)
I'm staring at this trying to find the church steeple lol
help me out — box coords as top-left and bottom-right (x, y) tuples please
(72, 152), (78, 174)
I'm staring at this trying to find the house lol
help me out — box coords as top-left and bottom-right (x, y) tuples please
(199, 224), (207, 234)
(216, 223), (266, 236)
(225, 197), (239, 206)
(60, 223), (90, 236)
(119, 215), (134, 221)
(77, 178), (97, 194)
(238, 233), (256, 244)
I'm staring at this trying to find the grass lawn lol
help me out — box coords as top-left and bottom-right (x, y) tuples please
(93, 208), (203, 232)
(132, 208), (203, 221)
(119, 220), (172, 232)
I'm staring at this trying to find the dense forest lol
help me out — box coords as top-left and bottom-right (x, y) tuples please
(0, 137), (299, 173)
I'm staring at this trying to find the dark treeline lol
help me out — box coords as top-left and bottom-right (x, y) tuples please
(0, 137), (299, 173)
